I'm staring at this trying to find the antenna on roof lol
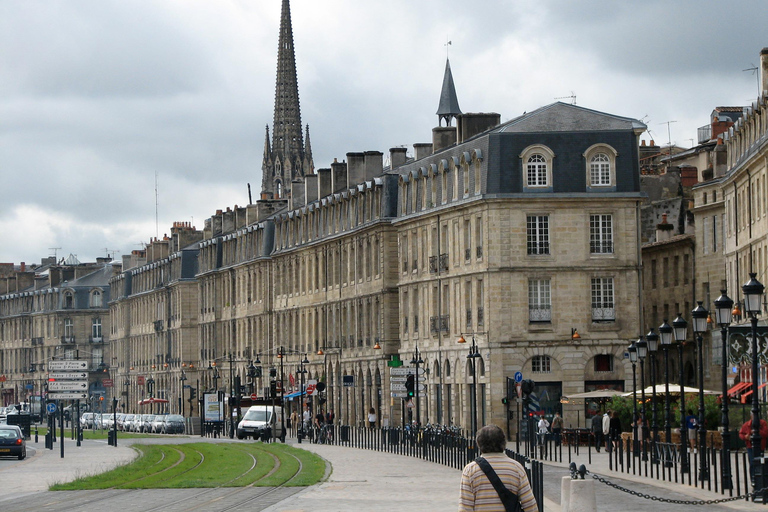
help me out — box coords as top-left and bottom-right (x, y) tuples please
(49, 247), (62, 260)
(743, 64), (759, 98)
(554, 92), (576, 105)
(660, 120), (677, 156)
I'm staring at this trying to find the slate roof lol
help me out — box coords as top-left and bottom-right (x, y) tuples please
(64, 265), (113, 288)
(493, 102), (646, 134)
(436, 59), (462, 118)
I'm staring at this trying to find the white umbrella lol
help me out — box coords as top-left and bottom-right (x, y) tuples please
(621, 384), (719, 397)
(562, 389), (625, 400)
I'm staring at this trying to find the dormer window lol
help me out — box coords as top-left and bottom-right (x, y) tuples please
(520, 145), (555, 189)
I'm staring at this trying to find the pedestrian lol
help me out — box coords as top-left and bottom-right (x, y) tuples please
(302, 407), (311, 433)
(609, 411), (622, 451)
(459, 424), (538, 512)
(289, 410), (299, 438)
(602, 409), (611, 451)
(739, 417), (768, 483)
(325, 408), (334, 425)
(685, 410), (698, 452)
(551, 412), (563, 446)
(591, 412), (603, 452)
(368, 407), (377, 428)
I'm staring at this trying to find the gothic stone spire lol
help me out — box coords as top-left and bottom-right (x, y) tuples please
(261, 0), (313, 199)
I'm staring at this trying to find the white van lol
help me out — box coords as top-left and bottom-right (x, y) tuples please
(237, 405), (284, 442)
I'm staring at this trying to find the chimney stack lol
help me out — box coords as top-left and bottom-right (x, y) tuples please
(761, 47), (768, 96)
(389, 147), (407, 169)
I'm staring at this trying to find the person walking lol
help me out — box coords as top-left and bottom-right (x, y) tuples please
(602, 409), (611, 451)
(551, 412), (563, 446)
(739, 417), (768, 483)
(459, 424), (538, 512)
(609, 411), (622, 451)
(289, 410), (299, 438)
(367, 407), (377, 428)
(591, 412), (603, 452)
(685, 410), (698, 452)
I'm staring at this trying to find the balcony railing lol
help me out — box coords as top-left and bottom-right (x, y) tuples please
(465, 248), (471, 261)
(31, 337), (44, 346)
(590, 241), (614, 254)
(429, 256), (438, 274)
(439, 253), (448, 272)
(429, 254), (450, 273)
(466, 309), (473, 328)
(476, 246), (483, 258)
(529, 306), (552, 323)
(592, 307), (616, 322)
(477, 307), (484, 327)
(429, 315), (450, 334)
(61, 335), (75, 344)
(90, 336), (104, 343)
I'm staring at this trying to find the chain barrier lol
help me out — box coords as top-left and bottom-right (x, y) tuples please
(587, 470), (766, 505)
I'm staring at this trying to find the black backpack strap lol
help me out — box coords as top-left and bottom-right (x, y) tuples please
(474, 457), (521, 512)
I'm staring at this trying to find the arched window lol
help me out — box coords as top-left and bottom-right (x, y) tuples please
(590, 153), (611, 186)
(527, 154), (547, 187)
(63, 291), (74, 309)
(445, 359), (451, 377)
(90, 290), (102, 308)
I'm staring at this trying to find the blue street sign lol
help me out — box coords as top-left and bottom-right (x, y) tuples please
(46, 402), (57, 414)
(514, 371), (523, 383)
(25, 384), (34, 390)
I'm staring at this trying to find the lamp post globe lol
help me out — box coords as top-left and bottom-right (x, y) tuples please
(691, 301), (710, 481)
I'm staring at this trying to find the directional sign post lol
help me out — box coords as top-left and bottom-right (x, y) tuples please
(48, 372), (89, 380)
(389, 367), (425, 376)
(48, 381), (88, 392)
(390, 383), (426, 392)
(48, 360), (88, 371)
(48, 392), (89, 400)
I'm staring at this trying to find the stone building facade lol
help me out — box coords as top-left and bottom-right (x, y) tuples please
(0, 256), (117, 406)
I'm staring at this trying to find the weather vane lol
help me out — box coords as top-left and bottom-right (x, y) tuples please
(445, 40), (451, 58)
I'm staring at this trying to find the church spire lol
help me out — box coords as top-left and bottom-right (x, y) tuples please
(436, 58), (462, 127)
(261, 0), (313, 200)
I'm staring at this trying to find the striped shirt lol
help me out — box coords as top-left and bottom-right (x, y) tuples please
(459, 453), (538, 512)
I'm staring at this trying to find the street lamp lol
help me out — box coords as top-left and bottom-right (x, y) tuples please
(672, 312), (690, 474)
(410, 346), (424, 428)
(179, 370), (187, 417)
(659, 319), (674, 467)
(637, 336), (648, 461)
(646, 328), (660, 463)
(691, 301), (709, 481)
(742, 273), (765, 479)
(713, 289), (734, 489)
(296, 353), (308, 443)
(458, 335), (480, 436)
(207, 363), (220, 436)
(628, 340), (638, 456)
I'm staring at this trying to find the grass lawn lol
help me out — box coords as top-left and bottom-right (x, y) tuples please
(49, 442), (327, 490)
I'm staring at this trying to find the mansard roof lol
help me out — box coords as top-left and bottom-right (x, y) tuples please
(493, 102), (646, 134)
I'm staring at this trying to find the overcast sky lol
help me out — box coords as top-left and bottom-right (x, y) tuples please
(1, 0), (764, 266)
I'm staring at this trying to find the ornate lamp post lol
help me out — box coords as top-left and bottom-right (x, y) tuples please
(458, 335), (480, 435)
(659, 320), (674, 467)
(410, 346), (424, 427)
(672, 313), (690, 474)
(637, 336), (648, 461)
(713, 290), (734, 489)
(629, 341), (638, 456)
(296, 353), (308, 443)
(646, 328), (660, 463)
(691, 301), (710, 481)
(743, 273), (765, 476)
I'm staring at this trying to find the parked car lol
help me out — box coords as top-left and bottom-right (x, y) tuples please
(63, 403), (89, 423)
(0, 425), (26, 460)
(101, 413), (114, 430)
(80, 412), (95, 429)
(139, 414), (155, 433)
(161, 415), (185, 434)
(150, 415), (166, 433)
(237, 405), (284, 441)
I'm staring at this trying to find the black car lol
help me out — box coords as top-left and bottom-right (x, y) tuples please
(0, 425), (26, 460)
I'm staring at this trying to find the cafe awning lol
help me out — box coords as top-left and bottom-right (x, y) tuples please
(727, 382), (750, 397)
(138, 398), (169, 406)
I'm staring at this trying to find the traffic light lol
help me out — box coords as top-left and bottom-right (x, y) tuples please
(501, 397), (509, 405)
(269, 380), (277, 398)
(405, 374), (415, 397)
(269, 368), (277, 378)
(189, 388), (197, 401)
(521, 379), (535, 397)
(254, 366), (262, 378)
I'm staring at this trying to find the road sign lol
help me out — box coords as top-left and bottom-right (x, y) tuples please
(343, 375), (354, 387)
(137, 375), (145, 385)
(103, 379), (113, 388)
(46, 403), (57, 414)
(48, 372), (88, 380)
(48, 360), (88, 371)
(250, 393), (258, 400)
(391, 392), (410, 398)
(48, 392), (89, 400)
(514, 371), (523, 383)
(389, 367), (425, 376)
(390, 376), (411, 383)
(48, 381), (88, 392)
(390, 383), (426, 392)
(306, 379), (317, 396)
